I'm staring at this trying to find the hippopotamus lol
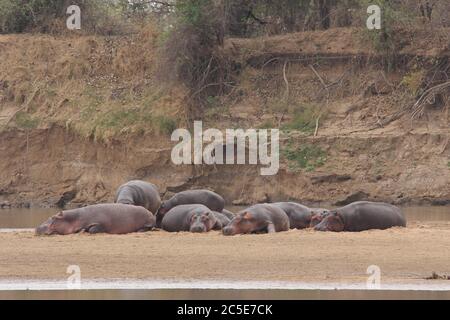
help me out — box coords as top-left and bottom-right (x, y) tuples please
(161, 204), (221, 233)
(212, 211), (231, 229)
(115, 180), (161, 214)
(309, 208), (332, 227)
(220, 208), (235, 220)
(222, 203), (290, 236)
(314, 201), (406, 232)
(35, 203), (155, 235)
(271, 202), (315, 229)
(156, 190), (225, 227)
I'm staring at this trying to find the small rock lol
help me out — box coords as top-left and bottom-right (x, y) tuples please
(232, 198), (250, 206)
(55, 190), (77, 208)
(311, 174), (351, 184)
(0, 201), (11, 209)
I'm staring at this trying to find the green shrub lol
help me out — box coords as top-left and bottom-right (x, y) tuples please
(283, 142), (327, 172)
(161, 0), (234, 101)
(98, 109), (141, 129)
(279, 103), (323, 134)
(358, 0), (416, 69)
(258, 119), (276, 129)
(154, 115), (177, 135)
(401, 70), (426, 95)
(15, 112), (39, 129)
(281, 106), (317, 134)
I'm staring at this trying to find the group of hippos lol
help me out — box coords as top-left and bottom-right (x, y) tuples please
(35, 180), (407, 236)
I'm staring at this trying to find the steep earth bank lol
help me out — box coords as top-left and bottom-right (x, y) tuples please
(0, 27), (449, 208)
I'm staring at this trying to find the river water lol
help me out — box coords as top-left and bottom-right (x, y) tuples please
(0, 205), (449, 299)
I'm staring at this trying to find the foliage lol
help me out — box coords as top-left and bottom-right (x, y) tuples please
(358, 0), (418, 69)
(281, 104), (320, 134)
(0, 0), (128, 34)
(161, 0), (234, 102)
(401, 70), (426, 95)
(283, 141), (327, 172)
(15, 112), (39, 130)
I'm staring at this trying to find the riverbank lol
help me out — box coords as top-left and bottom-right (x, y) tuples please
(1, 221), (449, 286)
(1, 28), (450, 208)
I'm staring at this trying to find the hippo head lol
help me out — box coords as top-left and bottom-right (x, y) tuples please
(157, 201), (169, 216)
(35, 212), (78, 235)
(222, 211), (257, 236)
(309, 210), (330, 227)
(314, 211), (344, 232)
(189, 210), (215, 233)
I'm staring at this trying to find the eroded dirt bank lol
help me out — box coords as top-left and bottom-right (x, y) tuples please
(0, 222), (449, 284)
(1, 124), (450, 208)
(0, 29), (449, 207)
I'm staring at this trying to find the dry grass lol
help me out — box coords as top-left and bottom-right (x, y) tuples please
(0, 23), (185, 142)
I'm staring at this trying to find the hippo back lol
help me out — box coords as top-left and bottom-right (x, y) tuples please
(68, 204), (155, 234)
(115, 180), (161, 214)
(271, 202), (311, 229)
(169, 190), (225, 212)
(339, 201), (406, 231)
(220, 209), (235, 220)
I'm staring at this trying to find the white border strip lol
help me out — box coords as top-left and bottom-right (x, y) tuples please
(1, 279), (449, 291)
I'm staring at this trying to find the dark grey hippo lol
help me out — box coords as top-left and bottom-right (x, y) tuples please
(271, 202), (315, 229)
(222, 203), (290, 236)
(314, 201), (406, 232)
(35, 203), (155, 235)
(309, 208), (332, 227)
(115, 180), (161, 214)
(156, 190), (225, 227)
(212, 211), (231, 229)
(221, 208), (235, 220)
(161, 204), (219, 233)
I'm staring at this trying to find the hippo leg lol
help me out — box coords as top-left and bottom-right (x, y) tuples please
(86, 224), (106, 234)
(212, 220), (223, 230)
(267, 222), (275, 233)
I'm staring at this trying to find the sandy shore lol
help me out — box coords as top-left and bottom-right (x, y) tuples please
(0, 221), (449, 286)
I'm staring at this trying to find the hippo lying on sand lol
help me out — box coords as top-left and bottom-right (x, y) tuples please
(161, 204), (222, 233)
(314, 201), (406, 232)
(115, 180), (161, 214)
(222, 204), (290, 236)
(212, 211), (231, 228)
(157, 190), (225, 226)
(35, 204), (155, 235)
(220, 208), (235, 220)
(309, 208), (332, 227)
(271, 202), (315, 229)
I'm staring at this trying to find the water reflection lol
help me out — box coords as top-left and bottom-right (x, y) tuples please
(0, 207), (58, 228)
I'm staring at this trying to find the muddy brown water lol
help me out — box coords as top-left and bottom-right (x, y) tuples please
(1, 205), (449, 299)
(1, 288), (449, 300)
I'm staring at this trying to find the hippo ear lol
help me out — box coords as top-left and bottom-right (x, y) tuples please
(54, 211), (64, 219)
(243, 212), (253, 220)
(333, 211), (343, 220)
